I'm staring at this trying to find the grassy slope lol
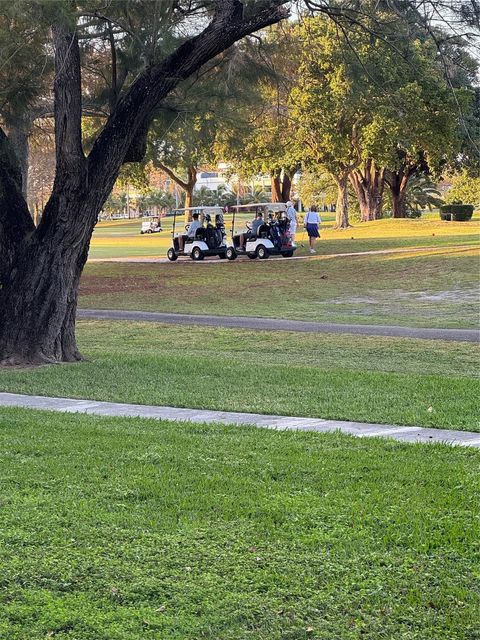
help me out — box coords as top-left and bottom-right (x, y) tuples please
(1, 407), (479, 639)
(81, 245), (480, 328)
(1, 321), (478, 431)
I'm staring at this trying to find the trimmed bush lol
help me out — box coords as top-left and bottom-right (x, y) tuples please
(440, 204), (474, 222)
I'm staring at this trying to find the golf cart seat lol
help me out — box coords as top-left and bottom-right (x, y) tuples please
(205, 225), (223, 249)
(256, 224), (269, 239)
(195, 227), (207, 240)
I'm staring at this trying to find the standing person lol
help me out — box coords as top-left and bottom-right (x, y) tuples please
(304, 205), (321, 253)
(286, 200), (297, 245)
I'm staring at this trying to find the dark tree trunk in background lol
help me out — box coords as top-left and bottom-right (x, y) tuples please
(281, 171), (293, 202)
(0, 1), (289, 365)
(184, 165), (197, 220)
(350, 160), (385, 221)
(387, 167), (415, 218)
(335, 173), (351, 229)
(271, 168), (295, 202)
(271, 170), (282, 202)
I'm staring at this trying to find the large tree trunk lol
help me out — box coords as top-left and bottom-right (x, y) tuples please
(0, 216), (91, 364)
(387, 167), (415, 218)
(391, 189), (407, 218)
(281, 171), (293, 202)
(335, 174), (351, 229)
(0, 2), (290, 365)
(271, 170), (282, 202)
(350, 160), (385, 221)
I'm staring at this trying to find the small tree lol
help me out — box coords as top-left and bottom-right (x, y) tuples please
(445, 170), (480, 206)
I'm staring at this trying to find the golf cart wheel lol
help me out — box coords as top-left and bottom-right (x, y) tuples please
(256, 245), (268, 259)
(192, 247), (204, 261)
(167, 248), (178, 261)
(226, 247), (237, 261)
(282, 250), (294, 258)
(247, 253), (257, 259)
(140, 231), (145, 235)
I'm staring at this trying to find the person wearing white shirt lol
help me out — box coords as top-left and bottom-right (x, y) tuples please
(303, 205), (321, 253)
(286, 200), (297, 244)
(179, 212), (202, 251)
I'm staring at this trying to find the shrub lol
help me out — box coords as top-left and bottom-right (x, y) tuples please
(439, 204), (474, 222)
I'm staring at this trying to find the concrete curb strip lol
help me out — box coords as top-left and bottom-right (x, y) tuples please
(0, 392), (479, 448)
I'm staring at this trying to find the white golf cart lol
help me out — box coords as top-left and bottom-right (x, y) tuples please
(167, 206), (227, 261)
(225, 203), (296, 260)
(140, 217), (162, 234)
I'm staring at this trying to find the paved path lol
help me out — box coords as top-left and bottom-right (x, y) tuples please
(1, 392), (479, 447)
(78, 309), (480, 342)
(88, 244), (476, 264)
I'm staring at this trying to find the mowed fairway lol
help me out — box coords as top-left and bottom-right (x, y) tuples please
(1, 321), (478, 431)
(89, 214), (480, 260)
(82, 243), (480, 329)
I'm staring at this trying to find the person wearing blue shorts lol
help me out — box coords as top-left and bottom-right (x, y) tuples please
(304, 205), (321, 253)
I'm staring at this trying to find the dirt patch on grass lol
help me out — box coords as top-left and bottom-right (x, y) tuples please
(80, 275), (160, 296)
(80, 274), (206, 299)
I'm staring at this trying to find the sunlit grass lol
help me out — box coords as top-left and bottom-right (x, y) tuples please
(88, 215), (480, 260)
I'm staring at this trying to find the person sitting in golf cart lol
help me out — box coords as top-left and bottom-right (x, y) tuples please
(178, 212), (203, 251)
(239, 211), (264, 249)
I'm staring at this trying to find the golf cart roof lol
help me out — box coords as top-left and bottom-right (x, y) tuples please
(232, 202), (287, 211)
(173, 206), (223, 215)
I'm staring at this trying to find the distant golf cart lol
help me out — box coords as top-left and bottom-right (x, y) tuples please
(226, 203), (296, 260)
(140, 217), (162, 234)
(167, 206), (227, 261)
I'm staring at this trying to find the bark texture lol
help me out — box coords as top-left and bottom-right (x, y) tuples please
(335, 174), (351, 229)
(350, 160), (385, 221)
(0, 1), (290, 365)
(386, 165), (417, 218)
(271, 168), (294, 202)
(271, 170), (282, 202)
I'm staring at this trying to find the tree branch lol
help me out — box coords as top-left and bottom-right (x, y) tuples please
(155, 161), (190, 191)
(51, 20), (85, 180)
(88, 1), (290, 192)
(0, 127), (35, 284)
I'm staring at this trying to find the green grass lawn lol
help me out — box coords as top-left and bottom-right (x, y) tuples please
(81, 244), (480, 328)
(88, 215), (480, 260)
(1, 321), (478, 431)
(0, 407), (479, 639)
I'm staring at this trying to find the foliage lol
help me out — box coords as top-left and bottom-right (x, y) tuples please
(297, 171), (337, 210)
(214, 23), (300, 185)
(444, 170), (480, 206)
(440, 204), (474, 221)
(147, 37), (273, 195)
(291, 15), (463, 176)
(386, 173), (445, 218)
